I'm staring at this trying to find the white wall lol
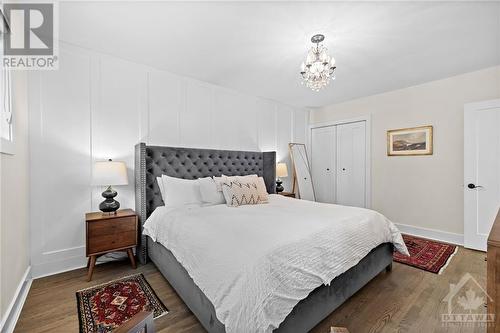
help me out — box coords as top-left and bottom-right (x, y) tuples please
(0, 71), (30, 328)
(28, 42), (309, 278)
(311, 66), (500, 242)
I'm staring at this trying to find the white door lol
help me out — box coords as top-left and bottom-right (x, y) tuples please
(464, 99), (500, 251)
(311, 126), (336, 203)
(336, 121), (366, 207)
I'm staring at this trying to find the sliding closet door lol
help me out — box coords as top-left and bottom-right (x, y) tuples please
(311, 126), (336, 203)
(336, 121), (366, 207)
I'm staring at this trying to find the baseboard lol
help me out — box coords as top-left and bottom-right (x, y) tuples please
(31, 245), (116, 278)
(31, 253), (126, 279)
(31, 256), (87, 279)
(395, 223), (464, 246)
(0, 266), (32, 333)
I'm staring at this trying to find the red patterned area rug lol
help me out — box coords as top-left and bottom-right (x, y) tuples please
(393, 234), (458, 274)
(76, 273), (168, 333)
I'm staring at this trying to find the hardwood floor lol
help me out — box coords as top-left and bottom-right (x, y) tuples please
(15, 247), (486, 333)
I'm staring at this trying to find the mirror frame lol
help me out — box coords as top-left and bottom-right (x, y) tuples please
(288, 142), (316, 201)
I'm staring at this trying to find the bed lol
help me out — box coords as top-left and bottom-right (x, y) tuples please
(134, 143), (407, 333)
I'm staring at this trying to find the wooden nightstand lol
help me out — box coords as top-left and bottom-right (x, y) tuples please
(85, 209), (138, 281)
(278, 192), (296, 198)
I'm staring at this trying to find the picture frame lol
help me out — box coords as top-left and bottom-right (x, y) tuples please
(387, 125), (433, 156)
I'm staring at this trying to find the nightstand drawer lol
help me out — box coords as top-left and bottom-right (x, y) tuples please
(88, 216), (136, 237)
(85, 209), (138, 281)
(88, 231), (137, 255)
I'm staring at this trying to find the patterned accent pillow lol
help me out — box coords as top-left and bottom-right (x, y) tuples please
(213, 175), (229, 192)
(216, 174), (257, 192)
(221, 180), (268, 207)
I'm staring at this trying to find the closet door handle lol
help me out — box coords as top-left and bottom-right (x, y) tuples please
(326, 168), (330, 171)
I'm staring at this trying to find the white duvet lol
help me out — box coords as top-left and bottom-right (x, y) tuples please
(143, 195), (408, 333)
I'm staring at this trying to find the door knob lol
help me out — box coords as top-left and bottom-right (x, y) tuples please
(467, 183), (483, 189)
(326, 168), (330, 171)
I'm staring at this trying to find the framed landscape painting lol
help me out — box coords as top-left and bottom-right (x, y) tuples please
(387, 125), (433, 156)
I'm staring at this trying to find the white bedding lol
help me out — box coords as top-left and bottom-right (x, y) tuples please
(143, 195), (408, 333)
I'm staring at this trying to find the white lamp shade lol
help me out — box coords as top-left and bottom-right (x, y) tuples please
(92, 160), (128, 186)
(276, 163), (288, 178)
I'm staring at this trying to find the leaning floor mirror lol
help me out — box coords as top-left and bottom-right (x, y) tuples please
(289, 143), (316, 201)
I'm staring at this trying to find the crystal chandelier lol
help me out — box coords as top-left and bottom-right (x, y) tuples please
(300, 34), (336, 92)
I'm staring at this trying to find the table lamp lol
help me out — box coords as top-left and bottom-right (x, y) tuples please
(276, 163), (288, 193)
(92, 159), (128, 214)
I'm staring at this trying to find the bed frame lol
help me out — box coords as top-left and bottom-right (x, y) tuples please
(135, 143), (393, 332)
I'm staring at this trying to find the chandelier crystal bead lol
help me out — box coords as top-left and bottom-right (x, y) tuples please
(300, 34), (336, 92)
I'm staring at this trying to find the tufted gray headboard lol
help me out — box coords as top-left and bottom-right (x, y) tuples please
(134, 143), (276, 263)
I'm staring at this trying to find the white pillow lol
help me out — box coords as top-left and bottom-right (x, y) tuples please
(198, 177), (225, 205)
(161, 175), (202, 207)
(221, 179), (268, 207)
(157, 177), (166, 201)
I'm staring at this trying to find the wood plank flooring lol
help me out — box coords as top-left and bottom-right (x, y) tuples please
(15, 247), (486, 333)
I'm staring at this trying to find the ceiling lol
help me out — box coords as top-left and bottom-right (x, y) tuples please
(59, 1), (500, 108)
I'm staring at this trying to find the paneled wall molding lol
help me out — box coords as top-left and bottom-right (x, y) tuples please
(29, 42), (309, 278)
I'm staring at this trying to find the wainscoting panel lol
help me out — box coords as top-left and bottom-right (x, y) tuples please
(28, 42), (309, 277)
(29, 46), (92, 275)
(236, 94), (260, 152)
(148, 70), (183, 146)
(277, 104), (294, 191)
(181, 80), (213, 148)
(213, 90), (259, 151)
(256, 99), (277, 152)
(91, 56), (148, 212)
(293, 109), (308, 145)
